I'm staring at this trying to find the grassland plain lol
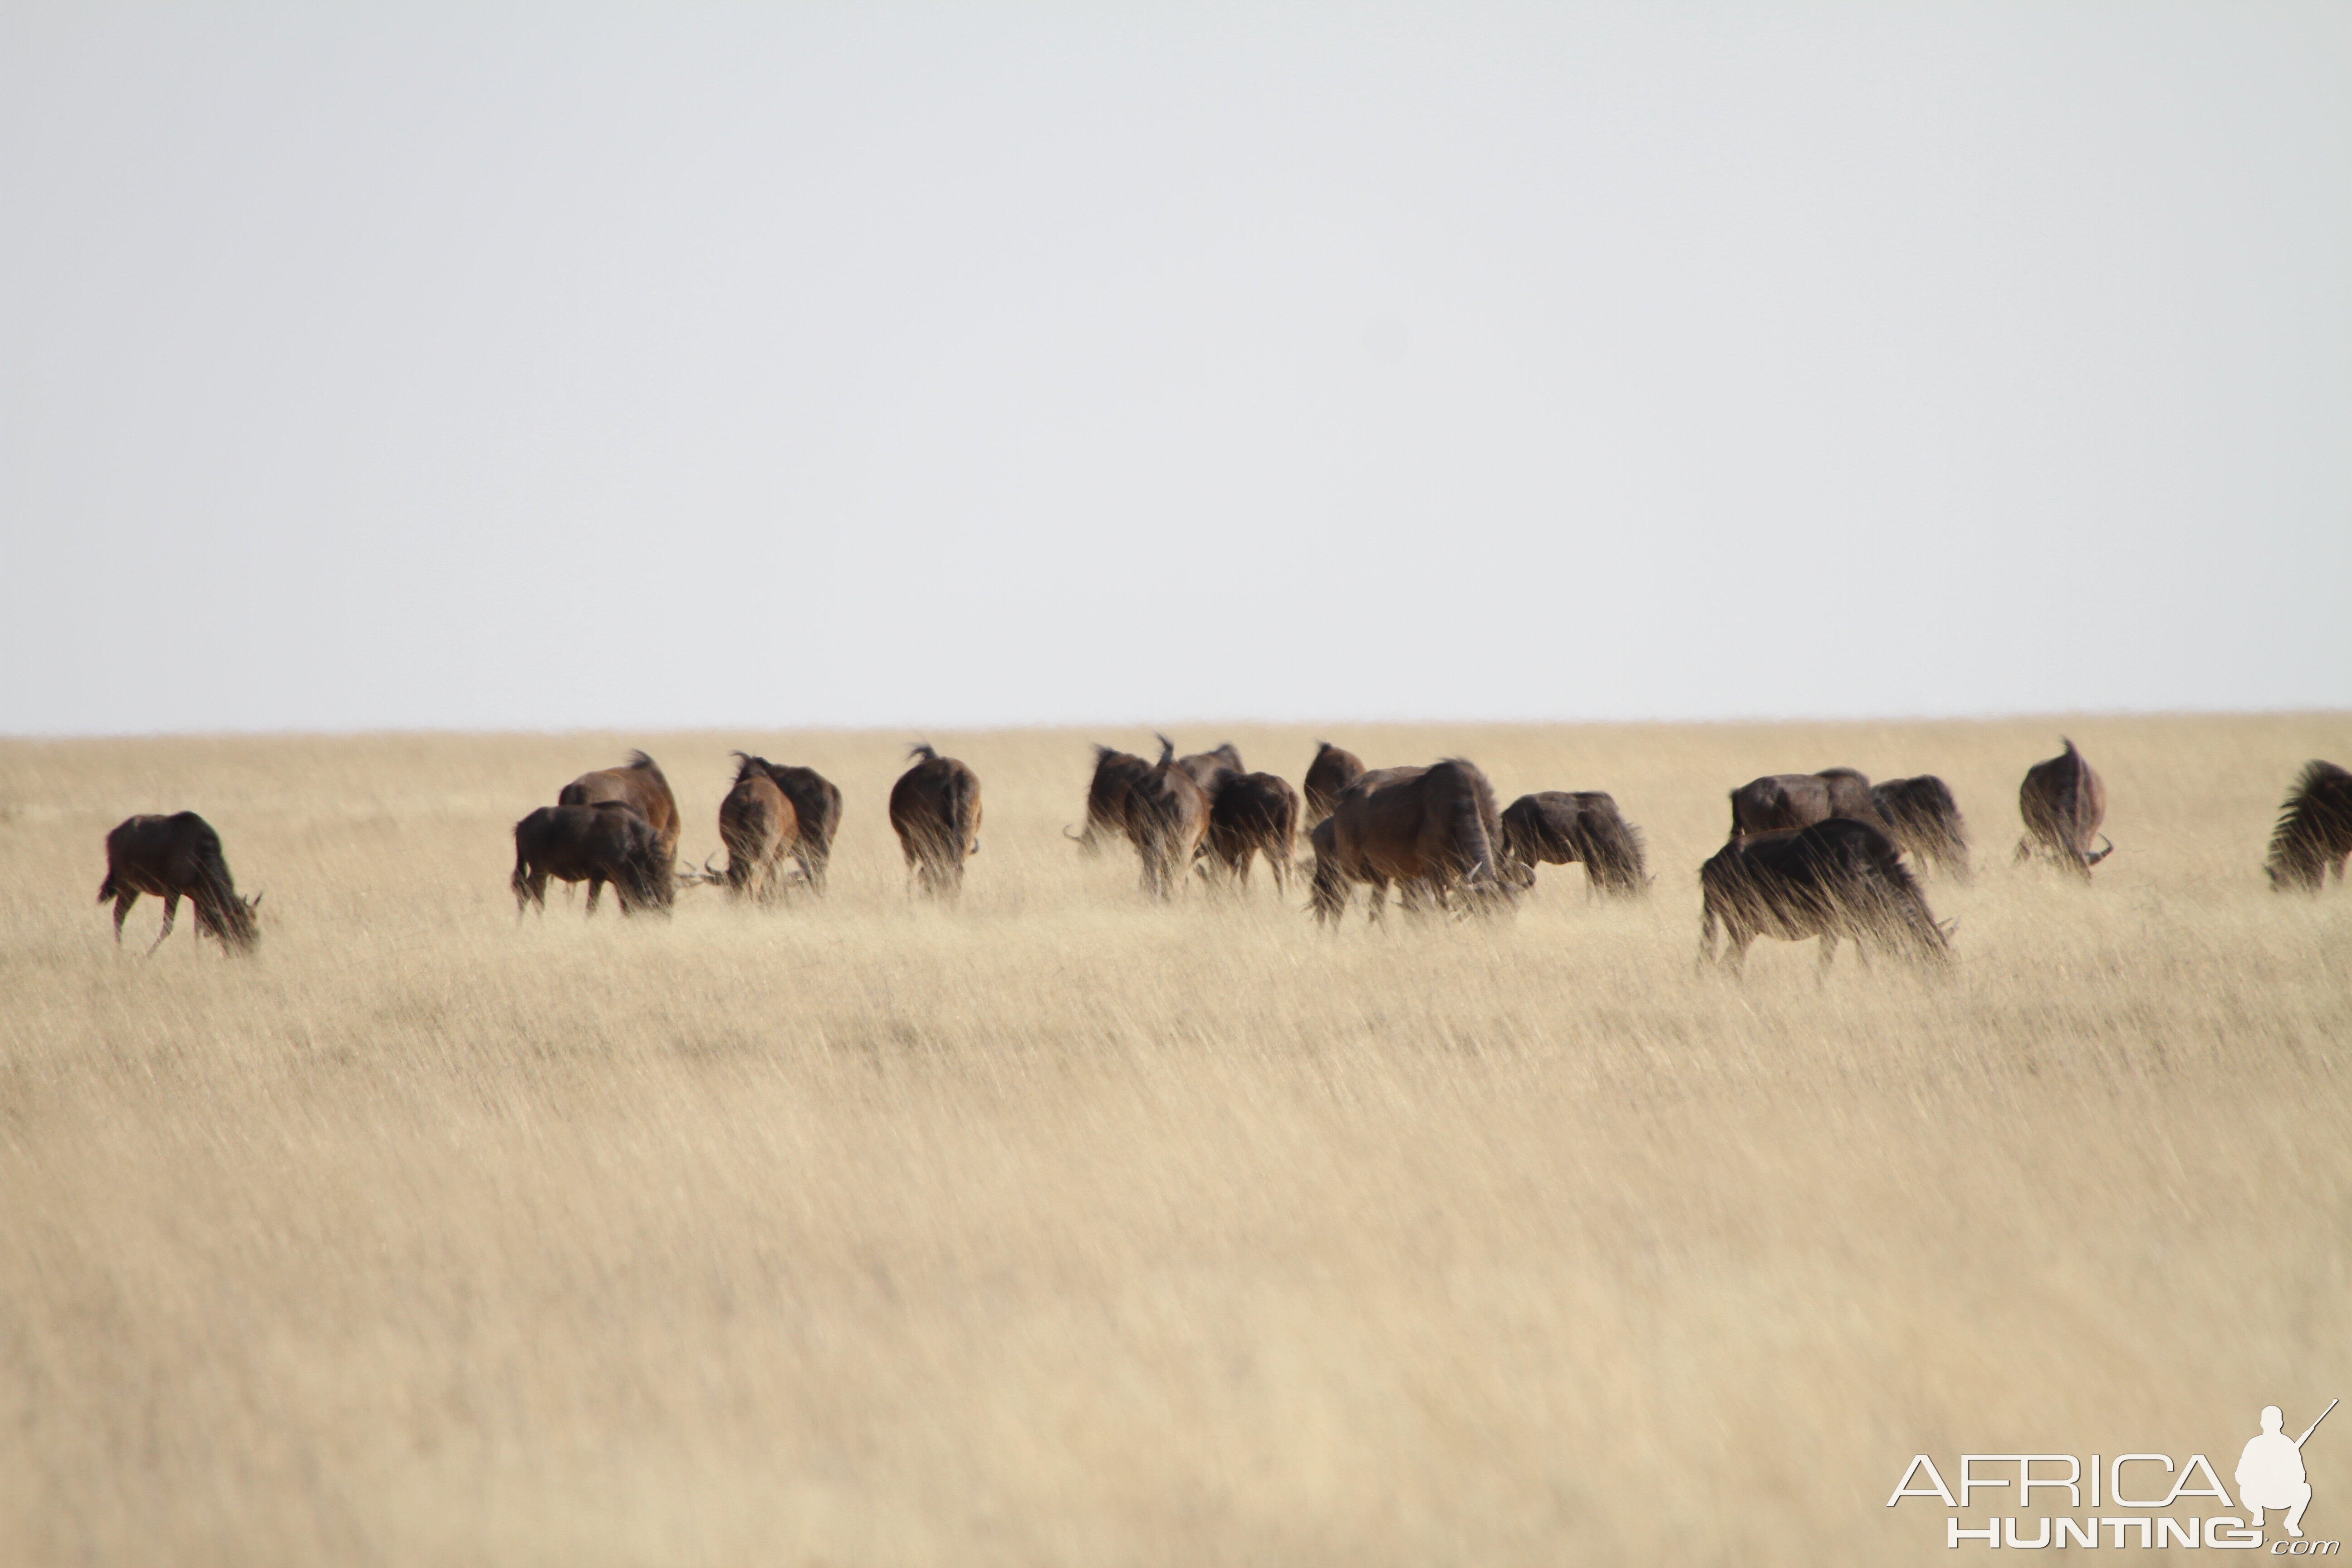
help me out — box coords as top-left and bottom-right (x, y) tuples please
(2, 715), (2348, 1566)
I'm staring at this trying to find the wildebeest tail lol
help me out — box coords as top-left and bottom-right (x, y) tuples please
(907, 741), (939, 763)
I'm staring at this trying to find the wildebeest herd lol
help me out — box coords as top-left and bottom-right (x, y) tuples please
(95, 739), (2352, 972)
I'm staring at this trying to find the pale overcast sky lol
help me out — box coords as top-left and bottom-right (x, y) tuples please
(3, 3), (2346, 735)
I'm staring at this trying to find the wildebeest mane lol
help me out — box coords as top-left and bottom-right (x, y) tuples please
(1432, 758), (1500, 882)
(2266, 760), (2352, 892)
(1578, 804), (1648, 897)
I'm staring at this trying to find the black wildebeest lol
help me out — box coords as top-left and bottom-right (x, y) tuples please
(512, 800), (675, 916)
(1122, 736), (1213, 901)
(1176, 742), (1244, 799)
(1068, 745), (1153, 856)
(1869, 775), (1971, 882)
(1204, 771), (1301, 894)
(1727, 769), (1886, 839)
(559, 751), (681, 864)
(1303, 741), (1367, 827)
(2015, 738), (2111, 879)
(1497, 791), (1649, 899)
(98, 812), (260, 955)
(1309, 760), (1514, 926)
(2266, 760), (2352, 893)
(709, 755), (801, 902)
(1699, 817), (1951, 979)
(735, 754), (843, 894)
(890, 744), (983, 898)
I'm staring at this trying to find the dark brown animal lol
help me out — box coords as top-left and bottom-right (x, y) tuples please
(559, 751), (681, 863)
(889, 743), (982, 898)
(98, 813), (260, 955)
(2014, 738), (2111, 878)
(711, 755), (800, 902)
(2266, 760), (2352, 893)
(738, 755), (843, 894)
(1204, 771), (1301, 894)
(1869, 775), (1970, 882)
(1309, 759), (1514, 926)
(1122, 736), (1212, 901)
(1728, 769), (1886, 839)
(1303, 741), (1367, 827)
(1497, 791), (1649, 899)
(1699, 817), (1950, 978)
(512, 800), (674, 916)
(1176, 742), (1244, 800)
(1068, 745), (1152, 855)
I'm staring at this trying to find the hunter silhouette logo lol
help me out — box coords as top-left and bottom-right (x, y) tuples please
(2244, 1400), (2336, 1539)
(1888, 1398), (2341, 1551)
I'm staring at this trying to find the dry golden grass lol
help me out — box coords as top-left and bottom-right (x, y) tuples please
(3, 715), (2349, 1565)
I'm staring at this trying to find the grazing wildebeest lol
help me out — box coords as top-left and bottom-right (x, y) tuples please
(2014, 738), (2111, 879)
(1699, 817), (1951, 978)
(1497, 791), (1650, 899)
(1303, 741), (1367, 827)
(737, 755), (843, 894)
(1309, 760), (1514, 926)
(1067, 745), (1153, 856)
(889, 743), (982, 898)
(1204, 771), (1301, 894)
(512, 800), (674, 916)
(1869, 775), (1971, 882)
(2266, 760), (2352, 893)
(1122, 736), (1213, 901)
(710, 754), (801, 902)
(1727, 769), (1886, 839)
(98, 813), (260, 955)
(559, 751), (681, 864)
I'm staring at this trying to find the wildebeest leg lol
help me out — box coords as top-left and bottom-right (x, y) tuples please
(1365, 875), (1390, 925)
(2013, 837), (2033, 866)
(147, 892), (180, 955)
(585, 877), (604, 915)
(1697, 902), (1719, 972)
(1816, 932), (1839, 984)
(112, 890), (138, 945)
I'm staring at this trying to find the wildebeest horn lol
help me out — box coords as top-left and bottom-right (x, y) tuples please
(2085, 835), (2115, 866)
(1063, 824), (1085, 842)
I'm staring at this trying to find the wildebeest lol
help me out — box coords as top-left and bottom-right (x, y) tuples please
(1203, 770), (1301, 894)
(1869, 775), (1971, 882)
(1122, 736), (1213, 901)
(1068, 745), (1153, 855)
(1303, 741), (1367, 827)
(2014, 738), (2111, 878)
(710, 754), (801, 902)
(1309, 759), (1514, 926)
(511, 800), (674, 916)
(889, 743), (982, 898)
(2265, 760), (2352, 893)
(1727, 769), (1886, 838)
(98, 812), (260, 955)
(1699, 817), (1951, 978)
(1497, 791), (1649, 899)
(735, 755), (843, 894)
(1176, 742), (1244, 800)
(559, 751), (681, 864)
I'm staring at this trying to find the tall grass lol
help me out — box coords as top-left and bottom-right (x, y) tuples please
(3, 716), (2347, 1565)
